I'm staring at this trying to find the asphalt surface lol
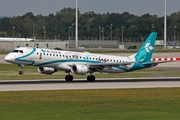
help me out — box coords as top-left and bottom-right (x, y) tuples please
(0, 78), (180, 91)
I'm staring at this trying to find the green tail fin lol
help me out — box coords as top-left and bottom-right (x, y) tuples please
(134, 32), (157, 62)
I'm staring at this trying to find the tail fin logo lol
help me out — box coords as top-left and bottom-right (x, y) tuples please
(145, 42), (153, 53)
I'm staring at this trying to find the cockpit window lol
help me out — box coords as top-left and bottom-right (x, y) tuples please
(19, 50), (23, 53)
(11, 50), (23, 53)
(12, 50), (19, 53)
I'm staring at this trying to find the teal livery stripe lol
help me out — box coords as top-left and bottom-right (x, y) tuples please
(36, 59), (101, 66)
(15, 48), (36, 65)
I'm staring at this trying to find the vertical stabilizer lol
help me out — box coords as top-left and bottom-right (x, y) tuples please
(134, 32), (157, 62)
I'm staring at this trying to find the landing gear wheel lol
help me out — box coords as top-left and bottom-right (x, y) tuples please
(19, 71), (24, 75)
(87, 75), (95, 81)
(65, 75), (73, 81)
(18, 64), (24, 75)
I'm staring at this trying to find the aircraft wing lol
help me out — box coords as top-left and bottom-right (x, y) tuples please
(87, 57), (180, 69)
(68, 61), (135, 73)
(87, 62), (135, 71)
(89, 62), (132, 67)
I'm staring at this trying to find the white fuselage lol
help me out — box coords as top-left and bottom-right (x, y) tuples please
(4, 47), (136, 74)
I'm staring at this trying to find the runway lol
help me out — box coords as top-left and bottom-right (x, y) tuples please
(1, 78), (180, 91)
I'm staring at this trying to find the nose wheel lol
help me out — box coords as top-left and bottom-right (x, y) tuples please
(18, 64), (24, 75)
(19, 71), (24, 75)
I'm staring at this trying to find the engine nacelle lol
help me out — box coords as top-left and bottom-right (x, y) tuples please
(38, 67), (57, 74)
(71, 65), (88, 75)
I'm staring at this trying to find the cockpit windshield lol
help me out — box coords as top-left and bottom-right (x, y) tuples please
(11, 50), (23, 53)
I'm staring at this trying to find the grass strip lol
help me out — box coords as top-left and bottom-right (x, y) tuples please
(0, 88), (180, 120)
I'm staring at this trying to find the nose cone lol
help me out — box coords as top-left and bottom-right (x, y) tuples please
(4, 54), (13, 63)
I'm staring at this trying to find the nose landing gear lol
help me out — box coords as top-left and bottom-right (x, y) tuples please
(18, 64), (24, 75)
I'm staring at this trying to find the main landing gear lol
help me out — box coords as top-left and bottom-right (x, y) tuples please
(18, 64), (24, 75)
(65, 73), (73, 81)
(87, 73), (95, 81)
(65, 72), (95, 82)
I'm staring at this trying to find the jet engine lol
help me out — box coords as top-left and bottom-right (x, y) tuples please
(38, 67), (57, 74)
(71, 65), (88, 75)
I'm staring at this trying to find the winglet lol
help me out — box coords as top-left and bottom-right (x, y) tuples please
(134, 32), (157, 62)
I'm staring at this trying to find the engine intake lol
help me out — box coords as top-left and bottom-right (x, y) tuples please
(71, 65), (88, 75)
(38, 67), (57, 74)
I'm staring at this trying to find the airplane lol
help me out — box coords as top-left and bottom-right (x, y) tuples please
(0, 37), (33, 42)
(4, 32), (176, 81)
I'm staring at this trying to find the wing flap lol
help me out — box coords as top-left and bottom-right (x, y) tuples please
(88, 62), (134, 69)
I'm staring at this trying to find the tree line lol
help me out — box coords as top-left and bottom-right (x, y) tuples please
(0, 7), (180, 41)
